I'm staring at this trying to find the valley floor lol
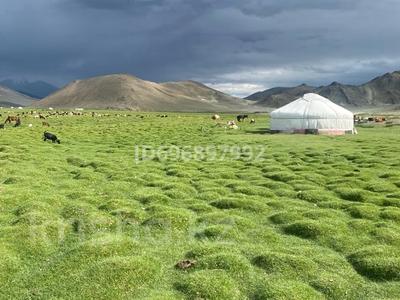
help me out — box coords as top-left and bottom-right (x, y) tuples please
(1, 110), (400, 299)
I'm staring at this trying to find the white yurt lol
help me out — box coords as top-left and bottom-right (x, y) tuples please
(270, 93), (355, 135)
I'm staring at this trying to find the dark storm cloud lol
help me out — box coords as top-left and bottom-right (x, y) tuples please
(70, 0), (172, 11)
(1, 0), (400, 96)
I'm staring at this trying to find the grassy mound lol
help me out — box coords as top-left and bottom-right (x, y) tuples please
(283, 220), (334, 240)
(380, 208), (400, 222)
(142, 207), (192, 230)
(346, 204), (379, 220)
(186, 243), (242, 259)
(210, 198), (267, 212)
(252, 251), (317, 280)
(197, 253), (252, 280)
(72, 233), (142, 258)
(175, 270), (241, 299)
(0, 244), (21, 285)
(348, 246), (400, 281)
(135, 192), (171, 205)
(310, 271), (364, 299)
(195, 225), (238, 240)
(264, 171), (299, 182)
(253, 278), (324, 300)
(77, 255), (160, 298)
(269, 211), (304, 224)
(335, 188), (367, 202)
(196, 212), (255, 229)
(61, 202), (116, 233)
(296, 189), (337, 203)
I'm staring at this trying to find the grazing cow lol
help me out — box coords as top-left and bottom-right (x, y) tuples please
(42, 122), (50, 127)
(250, 118), (256, 124)
(39, 115), (46, 120)
(43, 131), (61, 144)
(211, 114), (221, 121)
(236, 114), (248, 122)
(374, 117), (386, 123)
(0, 124), (4, 129)
(5, 116), (18, 124)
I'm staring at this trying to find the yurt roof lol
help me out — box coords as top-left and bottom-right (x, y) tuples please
(270, 93), (353, 119)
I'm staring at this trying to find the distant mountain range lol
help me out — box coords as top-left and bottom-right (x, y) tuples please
(3, 70), (400, 111)
(33, 74), (252, 112)
(0, 85), (36, 107)
(246, 71), (400, 108)
(0, 79), (58, 99)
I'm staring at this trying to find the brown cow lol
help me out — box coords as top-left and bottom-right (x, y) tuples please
(374, 117), (386, 123)
(5, 116), (18, 124)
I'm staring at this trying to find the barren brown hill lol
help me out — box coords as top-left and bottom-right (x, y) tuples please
(0, 85), (37, 107)
(34, 74), (251, 112)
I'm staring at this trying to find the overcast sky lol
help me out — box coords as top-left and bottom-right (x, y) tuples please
(1, 0), (400, 97)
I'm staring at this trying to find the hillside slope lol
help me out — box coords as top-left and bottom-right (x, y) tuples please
(34, 74), (250, 112)
(248, 84), (315, 107)
(0, 85), (37, 107)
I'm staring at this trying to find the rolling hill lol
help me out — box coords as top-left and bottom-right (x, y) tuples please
(247, 70), (400, 107)
(33, 74), (251, 112)
(0, 85), (37, 107)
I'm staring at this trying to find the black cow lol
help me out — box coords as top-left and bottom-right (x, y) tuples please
(0, 124), (4, 129)
(43, 131), (61, 144)
(237, 114), (249, 122)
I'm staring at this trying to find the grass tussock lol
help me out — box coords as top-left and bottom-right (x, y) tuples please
(175, 270), (241, 299)
(253, 278), (324, 300)
(253, 252), (318, 280)
(348, 246), (400, 281)
(283, 221), (335, 240)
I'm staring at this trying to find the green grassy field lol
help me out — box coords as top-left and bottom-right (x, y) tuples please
(1, 110), (400, 299)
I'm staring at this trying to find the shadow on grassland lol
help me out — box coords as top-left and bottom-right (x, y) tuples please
(245, 128), (275, 135)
